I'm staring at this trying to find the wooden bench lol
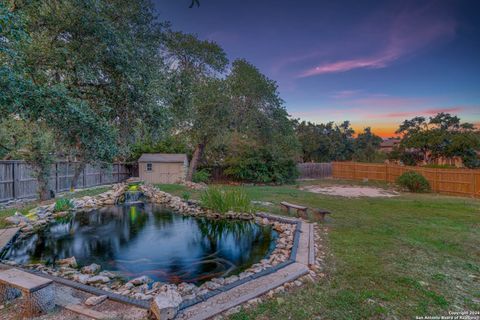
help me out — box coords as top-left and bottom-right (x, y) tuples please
(312, 208), (331, 222)
(0, 268), (54, 317)
(280, 201), (308, 217)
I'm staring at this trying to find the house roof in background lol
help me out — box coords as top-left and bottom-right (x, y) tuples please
(380, 138), (401, 148)
(138, 153), (187, 163)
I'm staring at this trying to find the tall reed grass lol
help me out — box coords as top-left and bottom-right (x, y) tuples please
(200, 187), (252, 213)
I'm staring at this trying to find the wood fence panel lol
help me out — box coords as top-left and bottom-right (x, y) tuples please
(297, 163), (332, 179)
(0, 163), (14, 202)
(333, 162), (480, 198)
(0, 161), (132, 203)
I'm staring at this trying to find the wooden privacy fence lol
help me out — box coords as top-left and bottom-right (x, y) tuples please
(0, 161), (133, 203)
(332, 162), (480, 198)
(297, 163), (332, 179)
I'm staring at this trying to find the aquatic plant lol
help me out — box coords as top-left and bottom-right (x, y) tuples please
(200, 187), (252, 213)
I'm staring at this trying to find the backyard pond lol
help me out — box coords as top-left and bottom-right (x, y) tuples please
(2, 204), (277, 284)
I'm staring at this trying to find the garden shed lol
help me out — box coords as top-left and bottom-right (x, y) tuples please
(138, 153), (188, 184)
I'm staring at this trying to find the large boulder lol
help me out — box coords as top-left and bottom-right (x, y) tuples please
(150, 288), (182, 320)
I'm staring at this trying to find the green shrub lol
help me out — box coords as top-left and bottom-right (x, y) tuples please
(54, 198), (74, 212)
(224, 148), (298, 184)
(193, 169), (210, 183)
(200, 187), (251, 213)
(396, 171), (431, 193)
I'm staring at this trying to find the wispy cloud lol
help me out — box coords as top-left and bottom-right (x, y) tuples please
(381, 107), (465, 118)
(297, 3), (456, 77)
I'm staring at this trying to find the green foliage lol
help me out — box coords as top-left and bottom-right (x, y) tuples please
(127, 184), (139, 192)
(193, 169), (210, 183)
(352, 127), (384, 162)
(224, 148), (298, 184)
(200, 187), (251, 213)
(54, 198), (74, 212)
(296, 120), (355, 162)
(396, 171), (431, 193)
(181, 191), (191, 202)
(396, 113), (480, 168)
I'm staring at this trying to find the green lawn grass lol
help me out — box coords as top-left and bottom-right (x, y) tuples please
(158, 180), (480, 319)
(1, 180), (478, 319)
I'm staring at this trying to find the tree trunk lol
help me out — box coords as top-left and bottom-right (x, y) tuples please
(70, 162), (86, 191)
(38, 174), (51, 201)
(186, 143), (205, 182)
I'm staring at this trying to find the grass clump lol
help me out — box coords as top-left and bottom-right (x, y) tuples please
(53, 198), (74, 212)
(182, 191), (191, 202)
(200, 187), (251, 213)
(396, 171), (431, 193)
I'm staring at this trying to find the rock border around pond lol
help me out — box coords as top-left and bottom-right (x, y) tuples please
(0, 182), (311, 319)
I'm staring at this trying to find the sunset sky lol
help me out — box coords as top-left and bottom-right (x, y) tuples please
(155, 0), (480, 137)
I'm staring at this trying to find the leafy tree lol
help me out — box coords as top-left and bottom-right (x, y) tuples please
(218, 59), (299, 183)
(2, 1), (170, 190)
(396, 113), (480, 167)
(0, 117), (55, 199)
(295, 120), (355, 162)
(164, 31), (229, 181)
(353, 127), (384, 162)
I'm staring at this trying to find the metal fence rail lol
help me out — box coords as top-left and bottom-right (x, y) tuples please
(297, 163), (332, 179)
(0, 161), (133, 203)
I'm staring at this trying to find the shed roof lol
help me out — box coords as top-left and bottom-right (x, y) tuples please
(138, 153), (187, 163)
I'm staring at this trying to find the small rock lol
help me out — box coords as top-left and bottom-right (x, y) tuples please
(294, 280), (302, 287)
(128, 275), (152, 286)
(276, 297), (285, 304)
(81, 263), (101, 274)
(86, 275), (110, 284)
(85, 295), (107, 306)
(57, 256), (77, 268)
(73, 274), (91, 284)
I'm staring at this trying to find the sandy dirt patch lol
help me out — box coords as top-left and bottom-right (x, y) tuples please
(302, 185), (399, 198)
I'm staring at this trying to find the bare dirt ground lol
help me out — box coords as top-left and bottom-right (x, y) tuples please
(301, 185), (399, 198)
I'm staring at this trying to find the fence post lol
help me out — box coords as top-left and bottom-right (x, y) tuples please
(12, 162), (16, 199)
(55, 163), (58, 194)
(83, 165), (86, 188)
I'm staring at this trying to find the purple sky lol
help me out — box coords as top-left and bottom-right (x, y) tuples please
(154, 0), (480, 137)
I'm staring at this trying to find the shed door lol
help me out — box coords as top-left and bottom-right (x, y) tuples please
(156, 163), (183, 184)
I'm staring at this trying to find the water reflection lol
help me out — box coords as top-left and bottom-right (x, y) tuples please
(2, 204), (277, 284)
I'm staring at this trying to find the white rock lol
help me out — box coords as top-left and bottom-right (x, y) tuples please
(128, 275), (152, 286)
(81, 263), (101, 274)
(85, 295), (108, 306)
(150, 288), (183, 320)
(86, 275), (110, 284)
(57, 256), (77, 268)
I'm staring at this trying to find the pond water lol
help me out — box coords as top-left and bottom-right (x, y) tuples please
(2, 204), (277, 284)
